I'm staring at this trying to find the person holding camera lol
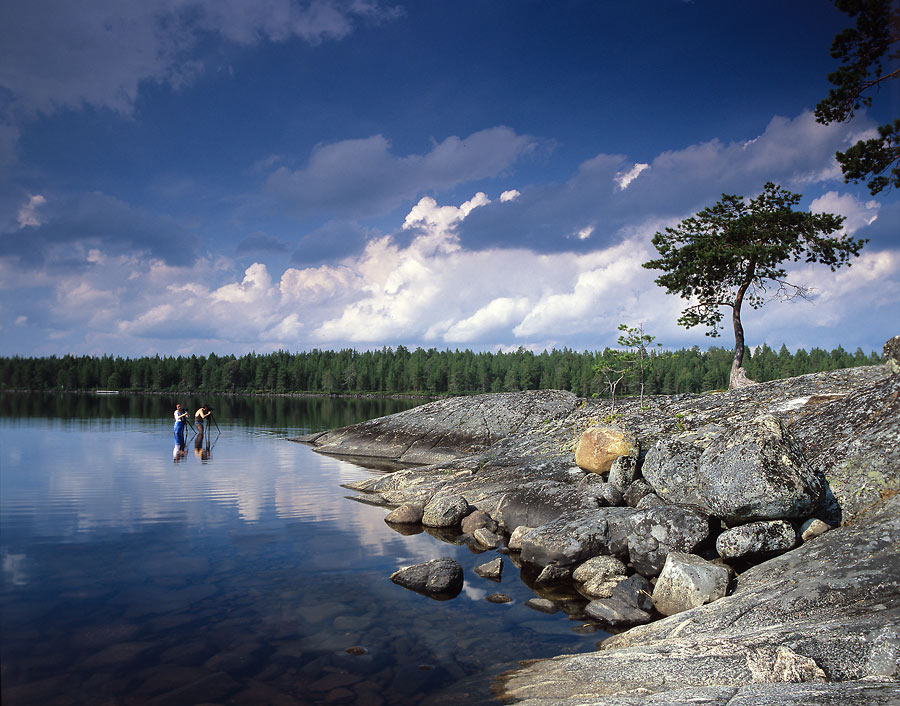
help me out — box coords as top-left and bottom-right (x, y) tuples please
(194, 404), (213, 433)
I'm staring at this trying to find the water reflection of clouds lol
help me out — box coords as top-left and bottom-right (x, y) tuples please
(1, 421), (441, 566)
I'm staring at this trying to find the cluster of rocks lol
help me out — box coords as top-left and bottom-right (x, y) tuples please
(299, 335), (900, 705)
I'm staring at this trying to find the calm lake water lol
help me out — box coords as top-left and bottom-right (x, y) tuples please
(1, 393), (601, 706)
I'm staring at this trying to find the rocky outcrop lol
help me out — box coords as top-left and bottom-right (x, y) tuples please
(496, 494), (900, 705)
(302, 355), (899, 705)
(297, 389), (579, 465)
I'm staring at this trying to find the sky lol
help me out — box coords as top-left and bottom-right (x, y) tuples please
(1, 0), (898, 359)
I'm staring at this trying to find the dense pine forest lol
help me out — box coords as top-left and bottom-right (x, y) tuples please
(0, 344), (882, 398)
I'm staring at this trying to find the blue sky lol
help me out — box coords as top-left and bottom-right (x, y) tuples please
(1, 0), (898, 358)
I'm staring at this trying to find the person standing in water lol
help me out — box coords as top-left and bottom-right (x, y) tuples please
(173, 403), (189, 458)
(194, 404), (213, 433)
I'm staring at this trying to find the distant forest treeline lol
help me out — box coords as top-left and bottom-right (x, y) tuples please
(0, 344), (883, 398)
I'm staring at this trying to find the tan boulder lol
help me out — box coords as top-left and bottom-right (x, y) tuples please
(575, 426), (639, 474)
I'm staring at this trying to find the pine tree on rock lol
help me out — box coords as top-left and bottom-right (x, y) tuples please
(643, 182), (866, 389)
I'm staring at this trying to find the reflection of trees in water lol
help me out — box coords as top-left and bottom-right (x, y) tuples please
(0, 392), (426, 430)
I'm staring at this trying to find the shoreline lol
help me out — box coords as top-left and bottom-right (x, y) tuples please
(299, 356), (900, 705)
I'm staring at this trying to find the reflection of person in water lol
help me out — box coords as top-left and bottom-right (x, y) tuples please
(173, 403), (189, 460)
(192, 404), (213, 461)
(194, 435), (210, 461)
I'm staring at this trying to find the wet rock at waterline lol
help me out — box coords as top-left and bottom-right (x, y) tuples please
(302, 389), (580, 465)
(472, 528), (503, 549)
(460, 509), (497, 535)
(474, 557), (503, 581)
(389, 558), (464, 599)
(384, 503), (424, 524)
(507, 525), (534, 552)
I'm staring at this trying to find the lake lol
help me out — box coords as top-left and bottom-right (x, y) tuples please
(0, 393), (602, 705)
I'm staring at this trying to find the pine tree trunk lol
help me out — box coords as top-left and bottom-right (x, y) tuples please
(729, 263), (758, 390)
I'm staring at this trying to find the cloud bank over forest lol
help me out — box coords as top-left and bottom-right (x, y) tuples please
(1, 1), (897, 357)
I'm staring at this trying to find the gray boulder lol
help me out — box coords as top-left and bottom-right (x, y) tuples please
(572, 555), (628, 584)
(474, 557), (503, 581)
(422, 494), (469, 527)
(698, 415), (823, 523)
(627, 504), (711, 577)
(460, 509), (497, 534)
(611, 574), (654, 613)
(473, 528), (503, 549)
(520, 508), (636, 567)
(389, 558), (463, 599)
(384, 503), (424, 524)
(716, 520), (798, 561)
(623, 479), (655, 507)
(607, 455), (639, 493)
(585, 597), (654, 627)
(652, 552), (731, 616)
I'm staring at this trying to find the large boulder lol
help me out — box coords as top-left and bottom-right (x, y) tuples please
(389, 558), (463, 599)
(651, 552), (731, 616)
(697, 415), (824, 523)
(492, 479), (597, 531)
(519, 508), (636, 567)
(641, 426), (722, 505)
(575, 426), (639, 474)
(627, 504), (711, 577)
(384, 503), (424, 524)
